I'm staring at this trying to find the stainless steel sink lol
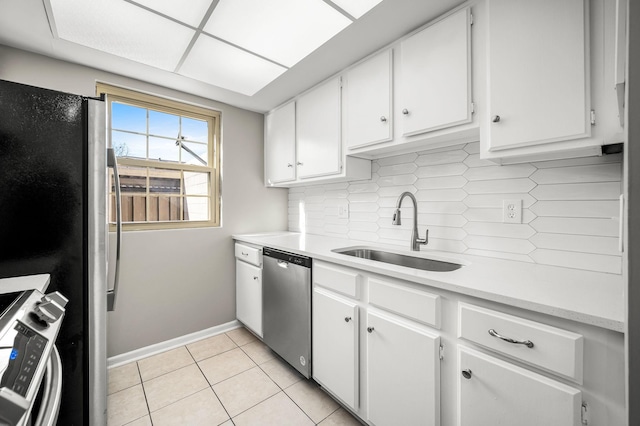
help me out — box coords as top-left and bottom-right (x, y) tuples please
(332, 247), (463, 272)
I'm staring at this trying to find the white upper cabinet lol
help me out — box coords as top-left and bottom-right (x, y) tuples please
(400, 7), (472, 137)
(296, 77), (342, 179)
(344, 50), (393, 149)
(265, 102), (296, 185)
(485, 0), (590, 153)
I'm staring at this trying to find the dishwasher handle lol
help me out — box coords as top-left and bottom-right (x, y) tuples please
(277, 260), (289, 269)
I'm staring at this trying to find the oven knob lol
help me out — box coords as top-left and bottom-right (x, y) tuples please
(33, 292), (68, 324)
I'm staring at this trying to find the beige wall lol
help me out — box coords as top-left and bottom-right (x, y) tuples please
(0, 45), (289, 356)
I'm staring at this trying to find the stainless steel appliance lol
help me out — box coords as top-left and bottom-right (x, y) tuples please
(262, 248), (312, 378)
(0, 80), (113, 425)
(0, 275), (67, 426)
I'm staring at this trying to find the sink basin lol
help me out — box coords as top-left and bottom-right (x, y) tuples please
(332, 247), (463, 272)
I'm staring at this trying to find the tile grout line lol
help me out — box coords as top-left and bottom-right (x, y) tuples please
(136, 361), (153, 426)
(190, 336), (236, 423)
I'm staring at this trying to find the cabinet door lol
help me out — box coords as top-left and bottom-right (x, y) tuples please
(367, 310), (440, 426)
(236, 260), (262, 337)
(400, 8), (471, 137)
(487, 0), (589, 151)
(296, 77), (342, 179)
(458, 346), (582, 426)
(312, 288), (359, 409)
(265, 102), (296, 185)
(345, 50), (392, 149)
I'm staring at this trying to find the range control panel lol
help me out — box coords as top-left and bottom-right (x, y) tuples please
(0, 289), (66, 426)
(0, 321), (48, 397)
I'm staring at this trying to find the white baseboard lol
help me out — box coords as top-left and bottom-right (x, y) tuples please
(107, 320), (242, 368)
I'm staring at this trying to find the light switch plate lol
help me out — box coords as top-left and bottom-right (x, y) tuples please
(503, 199), (522, 223)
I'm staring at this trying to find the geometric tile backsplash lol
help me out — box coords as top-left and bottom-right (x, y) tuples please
(288, 142), (623, 274)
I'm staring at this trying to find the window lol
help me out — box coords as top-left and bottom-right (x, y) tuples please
(97, 83), (221, 229)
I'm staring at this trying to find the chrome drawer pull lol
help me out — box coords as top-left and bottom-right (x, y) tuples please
(488, 329), (534, 348)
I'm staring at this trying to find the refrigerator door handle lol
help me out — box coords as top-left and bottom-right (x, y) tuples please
(107, 148), (121, 311)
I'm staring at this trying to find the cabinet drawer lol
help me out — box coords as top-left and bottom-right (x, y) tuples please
(313, 261), (361, 299)
(235, 243), (262, 267)
(458, 303), (583, 383)
(369, 278), (440, 329)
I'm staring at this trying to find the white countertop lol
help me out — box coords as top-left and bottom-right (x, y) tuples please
(0, 274), (51, 294)
(233, 232), (624, 333)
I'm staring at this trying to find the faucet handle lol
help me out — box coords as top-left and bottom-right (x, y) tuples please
(417, 229), (429, 246)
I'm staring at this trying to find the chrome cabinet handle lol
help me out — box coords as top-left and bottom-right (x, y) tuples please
(402, 109), (409, 115)
(367, 327), (375, 333)
(287, 163), (293, 167)
(344, 317), (352, 322)
(461, 369), (472, 380)
(380, 116), (387, 122)
(241, 252), (248, 256)
(296, 162), (303, 166)
(488, 329), (534, 348)
(253, 276), (259, 281)
(492, 115), (501, 123)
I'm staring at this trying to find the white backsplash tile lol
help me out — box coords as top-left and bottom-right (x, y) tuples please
(530, 233), (620, 256)
(530, 249), (622, 274)
(530, 200), (620, 218)
(530, 217), (619, 237)
(464, 178), (536, 194)
(377, 174), (418, 187)
(415, 176), (468, 189)
(287, 142), (623, 274)
(530, 182), (621, 200)
(377, 163), (418, 176)
(416, 163), (468, 178)
(463, 164), (536, 181)
(529, 163), (621, 184)
(415, 150), (469, 166)
(464, 222), (536, 239)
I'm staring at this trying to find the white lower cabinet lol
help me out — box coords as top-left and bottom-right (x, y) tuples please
(458, 346), (582, 426)
(312, 288), (359, 410)
(307, 259), (623, 426)
(367, 310), (440, 426)
(235, 259), (262, 337)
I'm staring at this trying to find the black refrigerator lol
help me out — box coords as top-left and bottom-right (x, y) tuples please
(0, 79), (109, 425)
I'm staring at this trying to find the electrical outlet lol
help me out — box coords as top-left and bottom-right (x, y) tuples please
(503, 199), (522, 223)
(338, 204), (349, 219)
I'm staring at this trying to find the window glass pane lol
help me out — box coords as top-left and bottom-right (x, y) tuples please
(151, 196), (182, 221)
(180, 141), (208, 166)
(114, 166), (148, 223)
(112, 102), (146, 133)
(112, 131), (146, 159)
(182, 117), (208, 142)
(148, 168), (181, 194)
(184, 196), (209, 221)
(149, 110), (180, 138)
(184, 171), (209, 195)
(149, 136), (180, 163)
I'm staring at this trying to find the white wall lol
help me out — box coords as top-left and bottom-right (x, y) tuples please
(289, 142), (623, 274)
(0, 45), (289, 356)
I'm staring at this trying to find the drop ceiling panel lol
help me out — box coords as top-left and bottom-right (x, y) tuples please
(130, 0), (212, 27)
(179, 34), (288, 96)
(331, 0), (384, 19)
(203, 0), (352, 67)
(49, 0), (195, 71)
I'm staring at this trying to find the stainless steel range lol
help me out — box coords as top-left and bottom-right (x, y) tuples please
(0, 275), (67, 426)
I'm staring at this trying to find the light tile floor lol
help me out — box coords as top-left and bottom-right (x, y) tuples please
(107, 328), (362, 426)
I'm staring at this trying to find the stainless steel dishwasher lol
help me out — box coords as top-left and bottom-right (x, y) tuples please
(262, 247), (312, 378)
